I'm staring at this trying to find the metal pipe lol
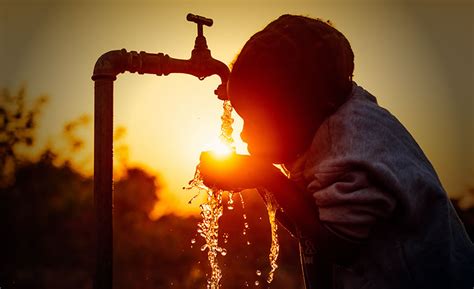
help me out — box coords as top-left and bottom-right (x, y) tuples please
(93, 49), (229, 98)
(93, 79), (113, 289)
(92, 14), (230, 289)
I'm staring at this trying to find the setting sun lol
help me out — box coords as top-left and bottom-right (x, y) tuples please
(209, 139), (234, 158)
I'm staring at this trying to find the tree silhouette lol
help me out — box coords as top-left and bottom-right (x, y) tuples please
(0, 87), (47, 187)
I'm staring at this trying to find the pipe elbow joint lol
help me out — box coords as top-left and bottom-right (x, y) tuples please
(92, 49), (129, 81)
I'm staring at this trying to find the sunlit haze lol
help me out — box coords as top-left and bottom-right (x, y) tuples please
(1, 0), (472, 218)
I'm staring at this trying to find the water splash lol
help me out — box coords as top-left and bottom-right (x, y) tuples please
(186, 100), (281, 287)
(227, 191), (234, 210)
(263, 190), (280, 284)
(239, 193), (251, 239)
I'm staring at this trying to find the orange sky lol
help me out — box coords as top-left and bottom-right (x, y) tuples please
(1, 0), (473, 217)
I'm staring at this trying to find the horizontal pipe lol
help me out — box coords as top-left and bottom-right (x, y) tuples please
(92, 49), (230, 99)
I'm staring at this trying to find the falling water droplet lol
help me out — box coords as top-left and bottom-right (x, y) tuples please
(191, 238), (196, 244)
(256, 270), (261, 276)
(227, 192), (234, 210)
(264, 190), (280, 284)
(255, 280), (260, 286)
(188, 191), (201, 204)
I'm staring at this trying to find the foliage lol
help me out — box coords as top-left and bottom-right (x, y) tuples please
(0, 87), (47, 187)
(0, 151), (306, 288)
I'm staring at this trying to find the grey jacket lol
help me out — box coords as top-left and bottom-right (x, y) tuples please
(286, 83), (474, 289)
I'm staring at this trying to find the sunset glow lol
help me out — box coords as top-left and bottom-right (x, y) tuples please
(2, 2), (472, 288)
(3, 1), (471, 220)
(210, 139), (234, 158)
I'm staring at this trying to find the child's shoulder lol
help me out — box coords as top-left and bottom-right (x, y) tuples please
(306, 82), (434, 173)
(330, 82), (395, 129)
(327, 82), (414, 147)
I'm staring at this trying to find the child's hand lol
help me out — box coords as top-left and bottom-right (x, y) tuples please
(198, 151), (281, 190)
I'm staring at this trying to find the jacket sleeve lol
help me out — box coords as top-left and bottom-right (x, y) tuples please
(307, 167), (397, 241)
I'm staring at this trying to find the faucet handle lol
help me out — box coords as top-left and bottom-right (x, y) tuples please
(187, 14), (213, 37)
(187, 13), (213, 27)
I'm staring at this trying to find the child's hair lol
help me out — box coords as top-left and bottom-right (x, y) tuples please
(229, 14), (354, 119)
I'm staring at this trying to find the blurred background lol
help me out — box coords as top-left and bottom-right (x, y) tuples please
(0, 0), (472, 288)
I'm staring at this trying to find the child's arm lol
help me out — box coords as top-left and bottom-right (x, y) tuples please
(305, 167), (397, 241)
(198, 151), (371, 263)
(264, 172), (364, 264)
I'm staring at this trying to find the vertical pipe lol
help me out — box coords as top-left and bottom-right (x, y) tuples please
(94, 79), (114, 289)
(91, 44), (229, 288)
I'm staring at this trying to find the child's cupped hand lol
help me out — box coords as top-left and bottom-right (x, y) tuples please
(198, 151), (282, 191)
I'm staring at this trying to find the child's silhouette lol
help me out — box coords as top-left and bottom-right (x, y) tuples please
(199, 15), (474, 289)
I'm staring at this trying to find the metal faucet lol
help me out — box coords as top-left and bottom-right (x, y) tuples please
(91, 14), (230, 289)
(92, 13), (229, 99)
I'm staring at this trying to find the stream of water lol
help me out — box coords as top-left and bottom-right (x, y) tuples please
(186, 100), (280, 288)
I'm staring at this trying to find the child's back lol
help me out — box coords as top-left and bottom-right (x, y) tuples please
(286, 82), (474, 289)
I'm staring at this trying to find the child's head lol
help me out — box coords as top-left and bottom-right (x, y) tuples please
(228, 14), (354, 163)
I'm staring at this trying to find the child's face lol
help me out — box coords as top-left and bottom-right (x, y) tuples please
(230, 89), (310, 164)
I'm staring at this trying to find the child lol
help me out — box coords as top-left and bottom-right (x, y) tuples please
(199, 15), (474, 289)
